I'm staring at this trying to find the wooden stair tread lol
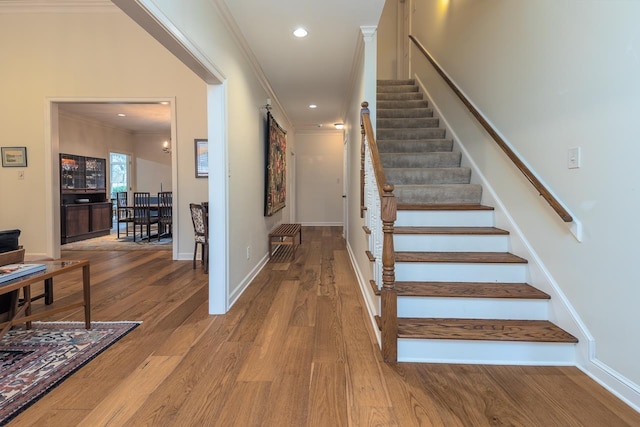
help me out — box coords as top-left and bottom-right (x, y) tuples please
(397, 203), (494, 211)
(397, 318), (578, 343)
(365, 250), (375, 262)
(394, 226), (509, 235)
(395, 251), (528, 263)
(395, 281), (550, 299)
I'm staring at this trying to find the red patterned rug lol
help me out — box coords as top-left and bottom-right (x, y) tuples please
(0, 321), (140, 424)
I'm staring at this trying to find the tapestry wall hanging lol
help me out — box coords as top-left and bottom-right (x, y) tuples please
(264, 112), (287, 216)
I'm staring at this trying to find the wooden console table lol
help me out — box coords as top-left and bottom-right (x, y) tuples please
(0, 259), (90, 337)
(268, 223), (302, 261)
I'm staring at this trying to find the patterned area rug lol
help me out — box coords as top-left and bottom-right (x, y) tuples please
(0, 321), (140, 424)
(61, 228), (171, 251)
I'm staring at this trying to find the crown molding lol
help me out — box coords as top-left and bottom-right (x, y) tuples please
(0, 0), (117, 13)
(210, 0), (292, 128)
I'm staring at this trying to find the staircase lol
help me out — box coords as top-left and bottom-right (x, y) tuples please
(373, 80), (577, 364)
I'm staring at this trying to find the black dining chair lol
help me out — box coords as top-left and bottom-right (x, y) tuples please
(133, 192), (158, 242)
(116, 192), (133, 239)
(158, 191), (173, 240)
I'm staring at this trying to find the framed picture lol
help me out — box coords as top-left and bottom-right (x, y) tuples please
(1, 147), (27, 167)
(194, 139), (208, 178)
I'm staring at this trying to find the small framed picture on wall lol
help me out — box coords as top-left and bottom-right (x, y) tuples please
(1, 147), (27, 167)
(195, 139), (208, 178)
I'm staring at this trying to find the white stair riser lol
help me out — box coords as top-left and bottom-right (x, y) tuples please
(396, 210), (494, 227)
(394, 234), (508, 252)
(396, 262), (527, 282)
(398, 296), (548, 319)
(398, 339), (576, 365)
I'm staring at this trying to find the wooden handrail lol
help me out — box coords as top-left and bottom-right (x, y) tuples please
(360, 101), (398, 362)
(409, 35), (573, 223)
(361, 102), (386, 198)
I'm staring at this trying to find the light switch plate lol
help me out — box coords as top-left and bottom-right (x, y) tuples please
(568, 147), (581, 169)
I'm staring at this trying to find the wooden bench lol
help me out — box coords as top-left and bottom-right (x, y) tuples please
(268, 223), (302, 261)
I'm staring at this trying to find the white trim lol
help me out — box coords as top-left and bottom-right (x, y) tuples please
(228, 253), (269, 309)
(45, 96), (178, 260)
(299, 222), (344, 227)
(346, 241), (381, 348)
(583, 359), (640, 413)
(208, 82), (229, 314)
(0, 0), (116, 13)
(211, 0), (291, 127)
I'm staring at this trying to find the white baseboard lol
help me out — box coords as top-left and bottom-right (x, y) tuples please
(228, 252), (269, 309)
(346, 241), (381, 348)
(583, 358), (640, 413)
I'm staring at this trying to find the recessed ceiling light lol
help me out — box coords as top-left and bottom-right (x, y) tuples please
(293, 27), (308, 38)
(117, 113), (126, 117)
(308, 104), (317, 109)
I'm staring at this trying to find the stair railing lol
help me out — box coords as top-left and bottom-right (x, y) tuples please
(361, 101), (398, 362)
(409, 35), (573, 223)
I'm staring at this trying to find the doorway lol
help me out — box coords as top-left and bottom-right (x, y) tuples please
(51, 99), (177, 256)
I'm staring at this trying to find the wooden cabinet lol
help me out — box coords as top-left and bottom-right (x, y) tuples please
(60, 154), (111, 244)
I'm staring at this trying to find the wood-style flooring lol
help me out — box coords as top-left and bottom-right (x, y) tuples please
(9, 226), (640, 426)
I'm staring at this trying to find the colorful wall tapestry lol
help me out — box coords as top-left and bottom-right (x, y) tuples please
(265, 112), (287, 216)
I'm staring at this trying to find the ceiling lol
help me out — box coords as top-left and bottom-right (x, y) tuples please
(223, 0), (386, 131)
(57, 102), (171, 133)
(6, 0), (386, 133)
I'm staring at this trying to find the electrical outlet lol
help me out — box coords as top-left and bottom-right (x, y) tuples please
(568, 147), (581, 169)
(246, 246), (251, 260)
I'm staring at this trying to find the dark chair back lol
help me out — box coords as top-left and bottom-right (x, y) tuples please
(189, 203), (208, 242)
(158, 192), (172, 223)
(133, 192), (152, 222)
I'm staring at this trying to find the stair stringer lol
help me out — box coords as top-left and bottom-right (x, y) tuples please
(412, 74), (592, 368)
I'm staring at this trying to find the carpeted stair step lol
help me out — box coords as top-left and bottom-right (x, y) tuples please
(381, 152), (461, 168)
(378, 139), (453, 153)
(378, 79), (415, 86)
(393, 184), (483, 205)
(396, 318), (577, 343)
(394, 281), (550, 299)
(378, 92), (423, 101)
(385, 167), (471, 185)
(378, 128), (446, 140)
(378, 108), (433, 119)
(377, 84), (419, 93)
(378, 100), (429, 109)
(378, 117), (440, 128)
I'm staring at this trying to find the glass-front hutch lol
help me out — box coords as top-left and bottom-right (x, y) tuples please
(60, 153), (112, 244)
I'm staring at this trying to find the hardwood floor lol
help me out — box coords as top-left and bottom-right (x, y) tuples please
(9, 226), (640, 426)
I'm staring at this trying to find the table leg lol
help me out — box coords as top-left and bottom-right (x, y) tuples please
(44, 278), (53, 305)
(82, 264), (91, 329)
(24, 285), (32, 330)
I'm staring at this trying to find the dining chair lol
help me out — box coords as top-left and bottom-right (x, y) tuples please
(133, 192), (159, 242)
(158, 191), (173, 240)
(189, 203), (208, 274)
(116, 192), (133, 239)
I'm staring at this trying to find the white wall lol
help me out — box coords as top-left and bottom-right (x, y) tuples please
(135, 0), (296, 303)
(411, 0), (640, 398)
(377, 0), (399, 80)
(0, 10), (207, 259)
(133, 133), (172, 193)
(295, 131), (344, 226)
